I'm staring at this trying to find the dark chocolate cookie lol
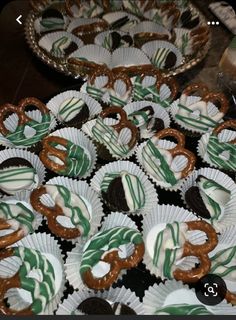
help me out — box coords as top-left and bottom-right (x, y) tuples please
(164, 52), (177, 69)
(112, 302), (136, 315)
(77, 298), (113, 315)
(185, 186), (211, 219)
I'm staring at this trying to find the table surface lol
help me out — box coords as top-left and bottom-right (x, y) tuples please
(0, 0), (234, 106)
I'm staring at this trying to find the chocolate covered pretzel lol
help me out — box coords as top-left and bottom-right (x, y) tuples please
(0, 202), (36, 249)
(0, 247), (55, 315)
(39, 136), (90, 177)
(80, 226), (144, 289)
(155, 128), (196, 179)
(0, 97), (51, 147)
(173, 220), (218, 283)
(30, 184), (91, 239)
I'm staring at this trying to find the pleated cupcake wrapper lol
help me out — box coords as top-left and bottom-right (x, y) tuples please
(136, 140), (193, 191)
(39, 176), (104, 242)
(170, 95), (224, 135)
(0, 110), (57, 149)
(56, 286), (144, 315)
(80, 81), (133, 107)
(179, 167), (236, 233)
(38, 31), (84, 57)
(90, 160), (158, 216)
(142, 280), (236, 315)
(209, 225), (236, 294)
(197, 129), (236, 172)
(94, 30), (131, 50)
(68, 44), (111, 70)
(102, 10), (140, 32)
(67, 17), (107, 34)
(142, 204), (203, 278)
(131, 76), (173, 109)
(81, 119), (138, 160)
(111, 47), (151, 69)
(47, 127), (97, 179)
(124, 100), (171, 139)
(129, 21), (171, 40)
(0, 148), (46, 196)
(0, 232), (66, 315)
(141, 40), (183, 69)
(47, 90), (102, 124)
(65, 212), (139, 290)
(2, 190), (43, 231)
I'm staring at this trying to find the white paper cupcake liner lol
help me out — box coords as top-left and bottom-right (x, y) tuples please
(112, 47), (151, 69)
(46, 127), (97, 179)
(170, 95), (224, 135)
(209, 225), (236, 294)
(94, 30), (132, 50)
(38, 176), (104, 241)
(68, 44), (111, 67)
(142, 204), (202, 278)
(129, 21), (171, 40)
(198, 129), (236, 171)
(38, 31), (84, 57)
(102, 11), (140, 32)
(90, 160), (158, 216)
(141, 40), (183, 70)
(47, 90), (102, 124)
(179, 167), (236, 232)
(81, 119), (138, 160)
(136, 139), (193, 191)
(0, 232), (66, 315)
(124, 100), (171, 139)
(65, 212), (140, 290)
(143, 281), (236, 315)
(0, 109), (57, 149)
(67, 17), (108, 34)
(2, 190), (43, 231)
(0, 148), (46, 195)
(56, 286), (145, 315)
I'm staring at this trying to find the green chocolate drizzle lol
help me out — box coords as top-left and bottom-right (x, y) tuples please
(0, 201), (35, 234)
(155, 304), (212, 315)
(80, 226), (143, 275)
(13, 246), (56, 314)
(142, 140), (178, 186)
(210, 246), (236, 279)
(46, 184), (91, 236)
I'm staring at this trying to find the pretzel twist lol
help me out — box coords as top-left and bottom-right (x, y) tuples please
(173, 220), (218, 283)
(155, 128), (196, 178)
(80, 226), (144, 289)
(100, 106), (138, 149)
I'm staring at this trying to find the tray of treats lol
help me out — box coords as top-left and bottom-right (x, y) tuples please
(25, 0), (211, 79)
(1, 52), (236, 316)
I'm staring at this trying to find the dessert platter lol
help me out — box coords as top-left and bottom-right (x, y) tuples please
(25, 0), (211, 78)
(0, 0), (236, 316)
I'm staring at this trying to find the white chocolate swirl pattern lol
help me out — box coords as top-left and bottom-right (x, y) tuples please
(210, 246), (236, 281)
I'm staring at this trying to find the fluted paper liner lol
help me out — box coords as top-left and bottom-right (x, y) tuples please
(94, 30), (132, 50)
(65, 212), (140, 290)
(39, 176), (104, 241)
(0, 232), (65, 315)
(0, 109), (57, 149)
(130, 21), (171, 39)
(143, 280), (236, 315)
(47, 90), (102, 124)
(47, 127), (97, 179)
(56, 286), (144, 315)
(90, 160), (158, 216)
(141, 40), (183, 69)
(0, 148), (46, 195)
(179, 167), (236, 232)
